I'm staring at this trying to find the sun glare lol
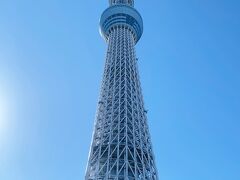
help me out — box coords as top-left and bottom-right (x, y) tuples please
(0, 90), (12, 144)
(0, 95), (8, 135)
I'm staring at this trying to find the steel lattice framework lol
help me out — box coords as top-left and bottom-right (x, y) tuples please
(85, 0), (158, 179)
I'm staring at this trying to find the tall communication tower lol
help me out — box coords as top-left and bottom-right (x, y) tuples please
(85, 0), (158, 179)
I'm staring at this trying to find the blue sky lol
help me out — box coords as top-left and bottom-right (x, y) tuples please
(0, 0), (239, 179)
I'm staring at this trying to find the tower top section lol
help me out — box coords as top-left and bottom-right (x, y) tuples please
(109, 0), (134, 7)
(100, 1), (143, 44)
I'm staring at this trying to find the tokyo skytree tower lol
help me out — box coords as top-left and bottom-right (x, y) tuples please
(85, 0), (158, 179)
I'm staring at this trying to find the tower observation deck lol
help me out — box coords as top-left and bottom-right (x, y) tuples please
(85, 0), (158, 179)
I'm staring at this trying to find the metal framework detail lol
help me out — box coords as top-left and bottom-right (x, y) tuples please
(85, 1), (158, 179)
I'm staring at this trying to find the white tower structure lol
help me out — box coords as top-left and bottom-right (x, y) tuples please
(85, 0), (158, 179)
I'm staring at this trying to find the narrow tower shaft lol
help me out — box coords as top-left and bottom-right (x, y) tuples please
(86, 1), (158, 179)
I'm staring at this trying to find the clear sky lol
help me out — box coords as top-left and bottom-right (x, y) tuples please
(0, 0), (239, 179)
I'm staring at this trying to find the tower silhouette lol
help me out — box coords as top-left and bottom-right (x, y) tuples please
(85, 0), (158, 179)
